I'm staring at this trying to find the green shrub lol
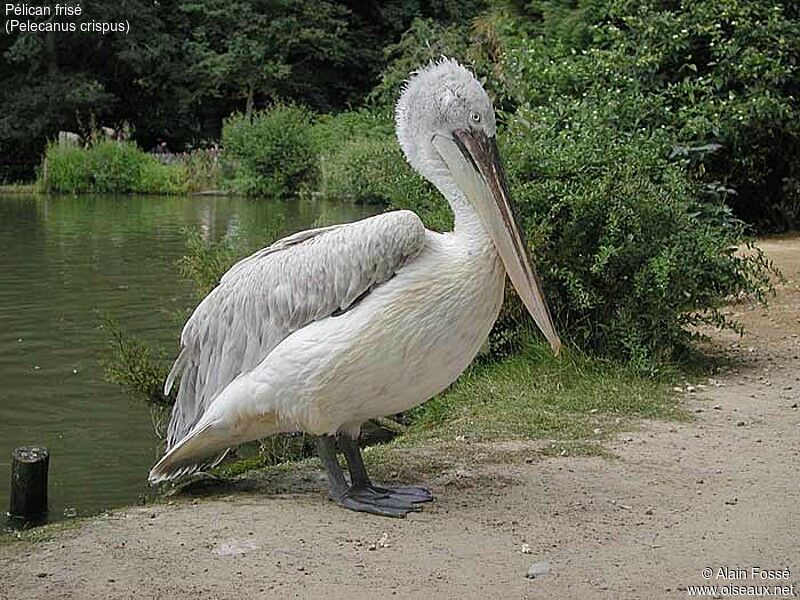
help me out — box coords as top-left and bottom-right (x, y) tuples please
(321, 134), (453, 231)
(39, 139), (189, 194)
(175, 147), (223, 193)
(222, 105), (316, 198)
(320, 48), (777, 366)
(177, 227), (242, 299)
(311, 109), (394, 155)
(354, 1), (781, 364)
(99, 314), (175, 408)
(86, 139), (150, 193)
(40, 143), (94, 193)
(362, 21), (778, 364)
(493, 91), (776, 368)
(134, 158), (189, 195)
(507, 0), (800, 231)
(311, 108), (452, 227)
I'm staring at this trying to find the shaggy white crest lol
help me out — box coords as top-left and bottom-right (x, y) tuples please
(395, 58), (496, 184)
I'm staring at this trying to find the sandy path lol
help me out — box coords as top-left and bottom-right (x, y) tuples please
(2, 236), (798, 600)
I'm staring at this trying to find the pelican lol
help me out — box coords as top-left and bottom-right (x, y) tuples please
(149, 59), (561, 517)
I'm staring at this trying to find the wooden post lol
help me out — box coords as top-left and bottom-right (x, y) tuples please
(9, 447), (49, 519)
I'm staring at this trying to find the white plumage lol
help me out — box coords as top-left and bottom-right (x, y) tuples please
(149, 60), (560, 505)
(163, 211), (426, 450)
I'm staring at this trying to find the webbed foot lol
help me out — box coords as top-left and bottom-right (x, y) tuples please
(317, 434), (435, 518)
(331, 485), (424, 518)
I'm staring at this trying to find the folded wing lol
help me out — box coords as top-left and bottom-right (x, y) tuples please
(164, 210), (427, 449)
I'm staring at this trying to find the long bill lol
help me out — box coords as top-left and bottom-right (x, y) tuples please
(432, 129), (561, 354)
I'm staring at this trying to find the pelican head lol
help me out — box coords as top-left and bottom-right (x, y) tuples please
(396, 59), (561, 354)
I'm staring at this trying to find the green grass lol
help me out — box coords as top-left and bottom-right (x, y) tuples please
(402, 338), (685, 444)
(36, 140), (222, 195)
(0, 183), (37, 194)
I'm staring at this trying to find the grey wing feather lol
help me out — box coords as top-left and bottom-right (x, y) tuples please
(164, 210), (426, 449)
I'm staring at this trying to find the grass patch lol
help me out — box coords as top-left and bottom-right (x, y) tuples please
(535, 441), (613, 459)
(0, 516), (89, 546)
(401, 338), (686, 445)
(37, 140), (222, 195)
(0, 183), (37, 194)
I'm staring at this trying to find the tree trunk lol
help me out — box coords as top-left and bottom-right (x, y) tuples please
(245, 85), (255, 121)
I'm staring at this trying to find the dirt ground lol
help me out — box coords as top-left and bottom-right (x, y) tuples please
(2, 236), (798, 600)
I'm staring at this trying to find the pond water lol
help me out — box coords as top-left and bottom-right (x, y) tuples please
(0, 193), (376, 525)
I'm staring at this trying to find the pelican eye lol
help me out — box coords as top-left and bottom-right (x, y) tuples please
(470, 112), (481, 123)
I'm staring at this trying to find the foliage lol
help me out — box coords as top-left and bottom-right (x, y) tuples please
(39, 140), (189, 194)
(368, 8), (520, 110)
(321, 133), (454, 229)
(177, 147), (223, 193)
(502, 99), (776, 366)
(373, 6), (781, 365)
(257, 434), (319, 466)
(368, 18), (475, 108)
(99, 314), (175, 408)
(510, 0), (800, 231)
(361, 81), (776, 364)
(180, 0), (351, 115)
(403, 336), (683, 442)
(0, 75), (115, 182)
(310, 109), (395, 157)
(177, 228), (242, 299)
(222, 105), (316, 198)
(310, 109), (450, 226)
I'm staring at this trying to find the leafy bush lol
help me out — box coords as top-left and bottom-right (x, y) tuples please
(508, 0), (800, 231)
(365, 16), (778, 365)
(222, 105), (316, 198)
(100, 314), (175, 408)
(40, 143), (94, 193)
(176, 147), (223, 193)
(311, 109), (394, 155)
(383, 1), (783, 365)
(88, 140), (153, 193)
(311, 109), (454, 228)
(39, 139), (188, 194)
(135, 158), (190, 195)
(177, 227), (242, 299)
(493, 91), (776, 367)
(322, 134), (456, 230)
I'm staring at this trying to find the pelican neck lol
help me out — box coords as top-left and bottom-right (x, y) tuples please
(438, 179), (494, 248)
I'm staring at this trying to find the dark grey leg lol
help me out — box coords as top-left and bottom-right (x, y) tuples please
(317, 435), (348, 500)
(316, 435), (427, 518)
(339, 436), (433, 503)
(340, 435), (372, 487)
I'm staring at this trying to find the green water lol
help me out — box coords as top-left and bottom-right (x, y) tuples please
(0, 193), (376, 523)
